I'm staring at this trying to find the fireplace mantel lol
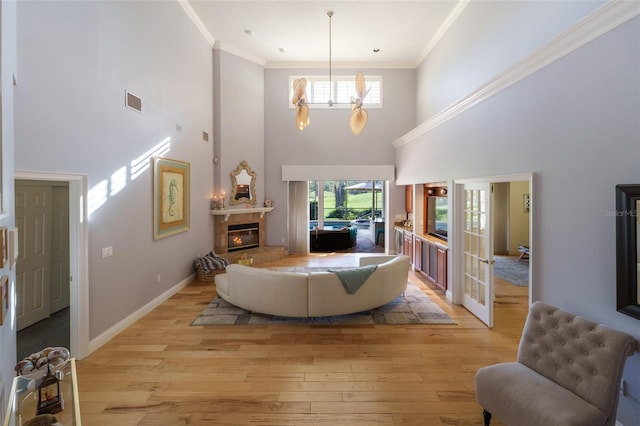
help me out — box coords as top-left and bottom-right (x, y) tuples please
(210, 206), (274, 221)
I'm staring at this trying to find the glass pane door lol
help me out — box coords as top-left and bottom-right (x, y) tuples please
(462, 182), (493, 327)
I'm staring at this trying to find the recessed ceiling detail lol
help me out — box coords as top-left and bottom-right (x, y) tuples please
(187, 1), (463, 66)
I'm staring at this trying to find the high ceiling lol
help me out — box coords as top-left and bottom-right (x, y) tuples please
(187, 1), (463, 67)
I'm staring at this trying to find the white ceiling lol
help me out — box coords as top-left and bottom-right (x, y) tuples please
(187, 0), (464, 67)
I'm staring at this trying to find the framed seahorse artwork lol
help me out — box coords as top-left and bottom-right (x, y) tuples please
(153, 157), (190, 240)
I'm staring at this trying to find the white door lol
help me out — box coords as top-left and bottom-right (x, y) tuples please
(462, 182), (494, 327)
(50, 186), (70, 313)
(16, 184), (53, 330)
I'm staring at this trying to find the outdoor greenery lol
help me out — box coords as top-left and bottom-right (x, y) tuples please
(309, 180), (383, 220)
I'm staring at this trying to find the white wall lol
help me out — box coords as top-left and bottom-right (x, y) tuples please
(0, 0), (17, 413)
(263, 68), (416, 248)
(397, 4), (640, 423)
(14, 1), (214, 340)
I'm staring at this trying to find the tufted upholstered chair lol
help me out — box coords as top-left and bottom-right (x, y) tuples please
(475, 301), (637, 426)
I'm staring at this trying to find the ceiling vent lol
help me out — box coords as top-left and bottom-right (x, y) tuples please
(125, 90), (142, 113)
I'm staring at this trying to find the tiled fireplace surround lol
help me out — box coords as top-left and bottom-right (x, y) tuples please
(213, 211), (286, 264)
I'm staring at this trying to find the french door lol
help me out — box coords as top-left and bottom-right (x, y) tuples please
(462, 182), (494, 327)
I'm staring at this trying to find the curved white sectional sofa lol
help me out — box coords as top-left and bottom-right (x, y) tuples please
(214, 255), (410, 317)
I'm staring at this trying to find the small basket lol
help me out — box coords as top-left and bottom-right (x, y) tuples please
(197, 265), (226, 283)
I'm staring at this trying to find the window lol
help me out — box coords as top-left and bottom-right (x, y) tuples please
(290, 75), (382, 109)
(309, 180), (384, 229)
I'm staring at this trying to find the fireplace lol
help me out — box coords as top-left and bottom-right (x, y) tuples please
(213, 211), (267, 256)
(212, 209), (286, 265)
(228, 223), (259, 252)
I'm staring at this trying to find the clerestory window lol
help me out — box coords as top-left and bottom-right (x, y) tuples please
(289, 75), (382, 109)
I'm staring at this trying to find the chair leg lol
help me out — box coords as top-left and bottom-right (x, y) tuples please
(483, 410), (492, 426)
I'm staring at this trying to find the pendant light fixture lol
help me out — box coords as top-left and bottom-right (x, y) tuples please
(291, 11), (370, 135)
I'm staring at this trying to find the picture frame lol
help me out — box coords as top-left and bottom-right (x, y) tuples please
(0, 275), (8, 326)
(153, 157), (190, 240)
(523, 193), (531, 213)
(0, 227), (6, 269)
(8, 227), (18, 270)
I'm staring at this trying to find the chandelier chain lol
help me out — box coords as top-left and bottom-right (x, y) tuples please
(328, 11), (334, 106)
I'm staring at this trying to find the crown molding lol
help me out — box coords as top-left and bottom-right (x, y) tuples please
(393, 0), (640, 149)
(264, 61), (415, 70)
(414, 0), (470, 67)
(214, 41), (267, 67)
(177, 0), (215, 47)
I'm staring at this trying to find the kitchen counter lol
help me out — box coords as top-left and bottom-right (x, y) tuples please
(414, 232), (448, 249)
(394, 225), (448, 250)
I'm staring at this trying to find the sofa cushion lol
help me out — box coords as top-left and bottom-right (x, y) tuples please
(517, 302), (637, 415)
(476, 362), (606, 426)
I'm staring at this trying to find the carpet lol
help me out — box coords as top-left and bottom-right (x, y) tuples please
(17, 307), (70, 360)
(191, 279), (455, 326)
(493, 255), (529, 286)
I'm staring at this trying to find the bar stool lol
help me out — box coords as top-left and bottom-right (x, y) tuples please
(375, 228), (385, 245)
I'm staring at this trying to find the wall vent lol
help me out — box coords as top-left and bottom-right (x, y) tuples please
(125, 90), (142, 113)
(202, 131), (209, 141)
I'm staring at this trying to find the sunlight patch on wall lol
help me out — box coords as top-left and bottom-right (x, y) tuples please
(88, 179), (108, 217)
(110, 167), (127, 197)
(87, 137), (172, 218)
(131, 137), (171, 181)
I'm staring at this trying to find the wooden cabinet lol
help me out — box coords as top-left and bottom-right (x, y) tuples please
(405, 185), (413, 213)
(436, 247), (447, 290)
(403, 232), (413, 262)
(414, 235), (447, 292)
(414, 238), (422, 270)
(428, 243), (437, 282)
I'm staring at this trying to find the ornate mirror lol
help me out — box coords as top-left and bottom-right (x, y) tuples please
(615, 184), (640, 320)
(230, 161), (257, 205)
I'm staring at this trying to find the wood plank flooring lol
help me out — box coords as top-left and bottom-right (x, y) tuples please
(76, 253), (528, 425)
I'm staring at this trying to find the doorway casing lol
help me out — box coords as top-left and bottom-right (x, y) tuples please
(15, 170), (89, 359)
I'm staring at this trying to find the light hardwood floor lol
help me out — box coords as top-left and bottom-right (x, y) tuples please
(76, 253), (528, 425)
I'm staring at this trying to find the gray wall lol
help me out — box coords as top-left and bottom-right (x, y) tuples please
(264, 68), (416, 247)
(415, 0), (605, 123)
(13, 1), (214, 339)
(398, 5), (640, 423)
(213, 49), (265, 201)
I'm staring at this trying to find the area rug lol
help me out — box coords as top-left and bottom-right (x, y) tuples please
(191, 279), (455, 326)
(493, 255), (529, 286)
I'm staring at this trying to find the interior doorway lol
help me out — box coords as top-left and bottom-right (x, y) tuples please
(15, 171), (90, 359)
(453, 173), (533, 327)
(15, 180), (70, 360)
(491, 181), (530, 327)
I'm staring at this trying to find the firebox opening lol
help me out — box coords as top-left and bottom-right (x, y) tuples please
(228, 222), (259, 252)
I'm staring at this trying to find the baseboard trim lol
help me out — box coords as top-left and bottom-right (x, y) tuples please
(87, 273), (195, 355)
